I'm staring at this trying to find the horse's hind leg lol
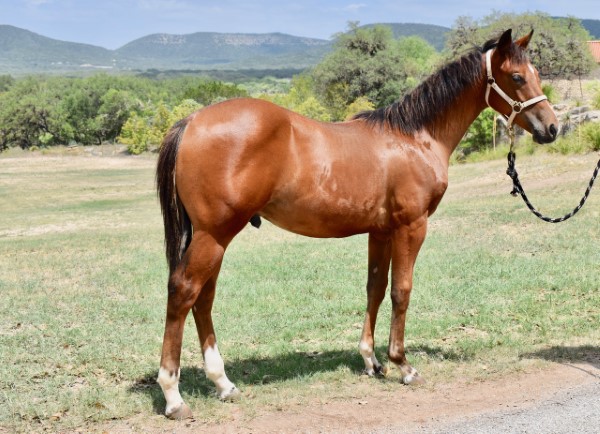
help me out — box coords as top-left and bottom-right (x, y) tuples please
(191, 267), (240, 401)
(359, 234), (392, 376)
(157, 231), (226, 419)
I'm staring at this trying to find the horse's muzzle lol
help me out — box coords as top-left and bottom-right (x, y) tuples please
(533, 123), (558, 144)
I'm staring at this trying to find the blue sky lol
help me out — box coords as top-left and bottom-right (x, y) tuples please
(1, 0), (599, 49)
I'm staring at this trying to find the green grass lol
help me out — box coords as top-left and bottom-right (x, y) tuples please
(1, 152), (599, 432)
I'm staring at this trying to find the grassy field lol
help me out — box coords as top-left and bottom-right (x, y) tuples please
(0, 151), (599, 432)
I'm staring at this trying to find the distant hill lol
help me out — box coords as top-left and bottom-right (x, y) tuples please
(1, 19), (598, 75)
(115, 32), (331, 70)
(581, 19), (600, 39)
(0, 25), (332, 74)
(0, 23), (450, 75)
(362, 23), (450, 51)
(0, 25), (116, 73)
(0, 24), (449, 74)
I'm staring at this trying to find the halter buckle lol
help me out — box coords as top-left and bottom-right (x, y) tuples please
(512, 102), (523, 113)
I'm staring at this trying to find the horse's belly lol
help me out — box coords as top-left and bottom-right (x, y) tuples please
(260, 193), (389, 238)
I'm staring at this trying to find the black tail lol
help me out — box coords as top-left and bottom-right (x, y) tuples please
(156, 117), (191, 276)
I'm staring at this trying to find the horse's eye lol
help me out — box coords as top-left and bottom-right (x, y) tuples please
(512, 74), (524, 84)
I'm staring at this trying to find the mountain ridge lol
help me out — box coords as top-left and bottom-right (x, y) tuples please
(114, 31), (333, 70)
(1, 19), (599, 74)
(0, 23), (451, 74)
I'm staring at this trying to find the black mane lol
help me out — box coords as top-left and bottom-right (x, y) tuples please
(353, 39), (508, 134)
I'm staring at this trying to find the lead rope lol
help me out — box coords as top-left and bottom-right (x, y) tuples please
(505, 127), (600, 223)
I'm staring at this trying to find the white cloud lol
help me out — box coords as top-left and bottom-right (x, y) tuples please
(344, 3), (367, 12)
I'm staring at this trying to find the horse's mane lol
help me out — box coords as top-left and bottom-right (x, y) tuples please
(353, 37), (525, 134)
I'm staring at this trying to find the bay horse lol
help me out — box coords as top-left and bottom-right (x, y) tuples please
(155, 29), (558, 419)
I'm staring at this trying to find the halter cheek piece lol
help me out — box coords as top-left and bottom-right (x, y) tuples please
(485, 49), (547, 129)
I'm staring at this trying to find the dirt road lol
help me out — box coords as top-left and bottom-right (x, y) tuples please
(99, 352), (599, 433)
(415, 378), (600, 434)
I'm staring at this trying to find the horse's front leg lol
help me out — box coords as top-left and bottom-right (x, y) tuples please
(388, 215), (428, 385)
(359, 234), (392, 376)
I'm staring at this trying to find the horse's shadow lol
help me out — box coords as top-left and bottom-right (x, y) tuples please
(129, 344), (464, 415)
(523, 345), (600, 378)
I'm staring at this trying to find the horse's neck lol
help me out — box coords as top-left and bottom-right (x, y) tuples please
(426, 77), (487, 161)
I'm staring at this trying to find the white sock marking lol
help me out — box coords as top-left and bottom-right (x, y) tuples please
(359, 340), (381, 375)
(204, 344), (237, 399)
(157, 367), (184, 415)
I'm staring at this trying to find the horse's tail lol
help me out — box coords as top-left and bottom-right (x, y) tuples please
(156, 117), (191, 276)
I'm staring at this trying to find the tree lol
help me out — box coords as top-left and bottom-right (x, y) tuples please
(260, 74), (332, 121)
(93, 89), (140, 144)
(344, 96), (375, 120)
(446, 12), (595, 79)
(0, 73), (261, 151)
(459, 108), (498, 155)
(312, 23), (438, 120)
(0, 77), (71, 149)
(119, 99), (203, 154)
(182, 80), (248, 105)
(0, 75), (14, 93)
(295, 96), (332, 122)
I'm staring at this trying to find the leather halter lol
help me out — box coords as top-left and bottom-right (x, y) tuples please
(485, 49), (547, 129)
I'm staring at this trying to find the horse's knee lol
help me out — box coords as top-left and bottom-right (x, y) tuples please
(390, 286), (411, 311)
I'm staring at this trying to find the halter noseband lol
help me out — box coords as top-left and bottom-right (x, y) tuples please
(485, 49), (547, 129)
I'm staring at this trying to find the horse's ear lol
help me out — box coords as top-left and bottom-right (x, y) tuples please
(515, 29), (534, 49)
(497, 29), (513, 55)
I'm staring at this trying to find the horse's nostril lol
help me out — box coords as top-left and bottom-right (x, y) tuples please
(549, 124), (557, 138)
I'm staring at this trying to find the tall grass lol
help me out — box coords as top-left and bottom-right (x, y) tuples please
(0, 153), (598, 432)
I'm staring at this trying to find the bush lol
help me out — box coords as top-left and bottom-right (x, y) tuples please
(592, 91), (600, 111)
(182, 80), (248, 105)
(547, 136), (587, 155)
(581, 122), (600, 151)
(547, 122), (600, 155)
(344, 96), (375, 120)
(295, 96), (331, 122)
(459, 108), (498, 155)
(119, 99), (202, 154)
(585, 81), (600, 110)
(542, 84), (559, 103)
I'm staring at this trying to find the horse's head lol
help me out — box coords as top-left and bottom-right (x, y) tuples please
(486, 29), (559, 144)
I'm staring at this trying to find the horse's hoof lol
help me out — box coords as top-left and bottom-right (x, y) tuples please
(219, 386), (241, 402)
(402, 371), (426, 385)
(375, 364), (389, 377)
(166, 403), (193, 420)
(362, 365), (387, 377)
